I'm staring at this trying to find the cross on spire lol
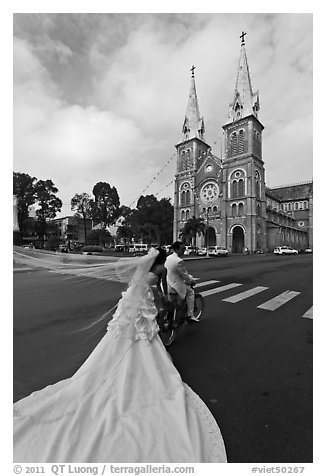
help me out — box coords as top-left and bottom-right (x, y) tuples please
(240, 31), (247, 45)
(190, 65), (196, 77)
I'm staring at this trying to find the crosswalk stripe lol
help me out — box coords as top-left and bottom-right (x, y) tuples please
(222, 286), (269, 303)
(201, 283), (242, 297)
(302, 306), (313, 319)
(257, 290), (301, 311)
(196, 280), (220, 288)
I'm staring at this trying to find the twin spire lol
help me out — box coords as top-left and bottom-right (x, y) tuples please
(181, 32), (260, 141)
(182, 65), (205, 142)
(228, 31), (260, 122)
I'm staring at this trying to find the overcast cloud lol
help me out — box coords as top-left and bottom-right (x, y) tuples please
(13, 13), (313, 217)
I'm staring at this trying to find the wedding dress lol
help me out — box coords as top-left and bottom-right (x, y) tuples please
(13, 249), (227, 463)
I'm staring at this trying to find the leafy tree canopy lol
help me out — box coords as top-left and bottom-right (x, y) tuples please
(13, 172), (37, 233)
(92, 182), (120, 229)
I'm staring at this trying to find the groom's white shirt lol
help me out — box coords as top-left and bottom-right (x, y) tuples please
(165, 252), (193, 299)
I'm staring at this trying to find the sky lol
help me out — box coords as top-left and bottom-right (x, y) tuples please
(13, 12), (313, 217)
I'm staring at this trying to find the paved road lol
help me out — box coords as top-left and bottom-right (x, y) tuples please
(13, 252), (313, 463)
(171, 254), (313, 463)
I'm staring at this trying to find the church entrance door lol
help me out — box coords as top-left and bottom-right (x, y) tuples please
(206, 227), (216, 247)
(232, 226), (245, 253)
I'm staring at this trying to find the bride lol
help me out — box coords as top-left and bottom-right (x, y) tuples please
(13, 247), (227, 463)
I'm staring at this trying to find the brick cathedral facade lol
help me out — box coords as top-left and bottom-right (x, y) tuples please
(173, 36), (312, 252)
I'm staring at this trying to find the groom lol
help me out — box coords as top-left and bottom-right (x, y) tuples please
(165, 241), (199, 323)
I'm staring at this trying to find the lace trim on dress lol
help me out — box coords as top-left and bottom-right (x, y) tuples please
(183, 383), (228, 463)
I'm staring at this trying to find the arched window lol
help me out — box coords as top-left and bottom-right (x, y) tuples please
(181, 210), (185, 221)
(180, 182), (190, 206)
(231, 132), (237, 156)
(294, 202), (298, 210)
(284, 203), (288, 211)
(238, 129), (244, 153)
(304, 201), (308, 209)
(185, 189), (190, 206)
(181, 151), (186, 170)
(258, 133), (262, 156)
(257, 203), (261, 217)
(231, 203), (237, 217)
(299, 202), (303, 210)
(239, 202), (244, 215)
(185, 149), (191, 170)
(186, 209), (190, 220)
(213, 206), (218, 212)
(238, 179), (244, 196)
(232, 180), (238, 198)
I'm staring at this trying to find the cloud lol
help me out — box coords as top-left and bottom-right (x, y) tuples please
(13, 35), (159, 213)
(13, 13), (313, 217)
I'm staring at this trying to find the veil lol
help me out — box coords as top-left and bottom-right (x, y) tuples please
(13, 246), (160, 401)
(13, 246), (159, 285)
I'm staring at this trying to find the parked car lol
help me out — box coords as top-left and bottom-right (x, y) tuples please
(298, 248), (312, 254)
(59, 244), (69, 253)
(114, 245), (125, 252)
(183, 246), (197, 256)
(273, 246), (298, 255)
(208, 246), (229, 257)
(128, 244), (149, 254)
(197, 247), (207, 256)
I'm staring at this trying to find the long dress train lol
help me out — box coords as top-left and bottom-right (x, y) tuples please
(14, 272), (227, 463)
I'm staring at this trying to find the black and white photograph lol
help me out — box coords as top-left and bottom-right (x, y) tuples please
(10, 4), (317, 472)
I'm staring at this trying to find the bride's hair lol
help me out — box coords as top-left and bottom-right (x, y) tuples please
(151, 248), (166, 267)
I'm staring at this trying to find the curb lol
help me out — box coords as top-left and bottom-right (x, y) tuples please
(13, 267), (34, 272)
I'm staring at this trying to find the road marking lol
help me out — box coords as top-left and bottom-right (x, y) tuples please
(257, 290), (301, 311)
(222, 286), (269, 303)
(196, 280), (220, 288)
(302, 306), (313, 319)
(201, 283), (242, 297)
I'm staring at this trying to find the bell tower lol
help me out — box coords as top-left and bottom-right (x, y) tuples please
(221, 32), (267, 252)
(173, 66), (212, 241)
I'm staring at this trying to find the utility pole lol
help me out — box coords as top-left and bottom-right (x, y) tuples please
(206, 208), (213, 257)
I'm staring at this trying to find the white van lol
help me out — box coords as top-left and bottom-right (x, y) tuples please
(128, 243), (149, 254)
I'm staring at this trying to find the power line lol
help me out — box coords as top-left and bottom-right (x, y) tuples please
(154, 180), (175, 198)
(128, 153), (176, 208)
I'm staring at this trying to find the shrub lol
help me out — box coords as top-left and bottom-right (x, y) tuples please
(81, 245), (104, 253)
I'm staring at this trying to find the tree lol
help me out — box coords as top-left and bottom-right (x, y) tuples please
(138, 222), (159, 244)
(125, 195), (173, 244)
(116, 225), (134, 246)
(119, 205), (132, 220)
(34, 179), (62, 247)
(13, 172), (37, 234)
(156, 198), (174, 245)
(92, 182), (120, 229)
(86, 229), (112, 247)
(180, 216), (206, 247)
(71, 193), (93, 244)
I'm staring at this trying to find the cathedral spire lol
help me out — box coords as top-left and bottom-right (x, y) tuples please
(182, 66), (205, 141)
(228, 32), (260, 122)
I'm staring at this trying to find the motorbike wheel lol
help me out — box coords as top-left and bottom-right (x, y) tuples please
(193, 293), (205, 320)
(158, 309), (176, 346)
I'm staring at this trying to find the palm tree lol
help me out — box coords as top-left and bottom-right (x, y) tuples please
(179, 216), (206, 247)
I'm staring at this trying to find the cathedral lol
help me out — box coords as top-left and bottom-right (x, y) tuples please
(173, 34), (312, 253)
